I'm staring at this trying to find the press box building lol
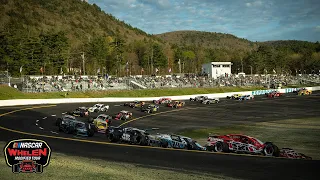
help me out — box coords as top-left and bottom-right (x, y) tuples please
(202, 62), (233, 79)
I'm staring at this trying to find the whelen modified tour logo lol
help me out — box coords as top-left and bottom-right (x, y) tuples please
(4, 139), (51, 173)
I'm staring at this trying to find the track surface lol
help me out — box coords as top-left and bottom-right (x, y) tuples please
(0, 93), (319, 180)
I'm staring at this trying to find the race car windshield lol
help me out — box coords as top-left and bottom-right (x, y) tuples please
(253, 138), (264, 145)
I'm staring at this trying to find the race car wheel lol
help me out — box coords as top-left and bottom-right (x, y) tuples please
(214, 142), (224, 152)
(94, 109), (98, 112)
(86, 123), (95, 137)
(160, 140), (169, 148)
(206, 102), (210, 104)
(88, 117), (94, 123)
(263, 142), (279, 157)
(55, 118), (62, 126)
(214, 142), (228, 152)
(107, 134), (119, 142)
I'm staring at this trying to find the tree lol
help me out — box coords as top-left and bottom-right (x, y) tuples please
(182, 50), (195, 73)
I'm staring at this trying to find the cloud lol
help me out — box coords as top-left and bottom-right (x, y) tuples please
(89, 0), (320, 42)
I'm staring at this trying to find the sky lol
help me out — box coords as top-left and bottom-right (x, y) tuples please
(89, 0), (320, 42)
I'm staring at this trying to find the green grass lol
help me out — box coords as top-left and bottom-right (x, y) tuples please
(0, 85), (266, 100)
(0, 142), (238, 180)
(179, 117), (320, 160)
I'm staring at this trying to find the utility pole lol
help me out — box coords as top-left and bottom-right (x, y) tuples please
(81, 52), (85, 75)
(241, 58), (244, 72)
(178, 59), (181, 74)
(151, 47), (153, 74)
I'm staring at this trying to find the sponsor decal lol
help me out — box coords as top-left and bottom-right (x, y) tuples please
(4, 139), (51, 173)
(251, 89), (275, 96)
(285, 88), (298, 93)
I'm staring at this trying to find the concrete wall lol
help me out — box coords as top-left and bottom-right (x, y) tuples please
(0, 86), (319, 107)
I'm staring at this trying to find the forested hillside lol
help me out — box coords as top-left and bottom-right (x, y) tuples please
(0, 0), (319, 77)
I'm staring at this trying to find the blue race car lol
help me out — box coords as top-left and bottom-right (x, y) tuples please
(148, 134), (206, 151)
(56, 115), (95, 137)
(237, 95), (254, 101)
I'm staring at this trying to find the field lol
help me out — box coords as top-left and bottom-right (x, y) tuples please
(180, 117), (320, 160)
(0, 141), (238, 180)
(0, 85), (265, 100)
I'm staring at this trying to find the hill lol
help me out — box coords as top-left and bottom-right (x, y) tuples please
(155, 30), (257, 51)
(0, 0), (155, 45)
(0, 0), (319, 76)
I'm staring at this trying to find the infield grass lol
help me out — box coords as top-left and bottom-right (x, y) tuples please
(0, 142), (239, 180)
(179, 117), (320, 160)
(0, 85), (265, 100)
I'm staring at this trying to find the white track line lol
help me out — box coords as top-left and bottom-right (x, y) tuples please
(50, 131), (59, 134)
(39, 127), (44, 130)
(35, 123), (38, 126)
(42, 117), (47, 119)
(61, 112), (66, 115)
(36, 120), (39, 122)
(51, 114), (56, 116)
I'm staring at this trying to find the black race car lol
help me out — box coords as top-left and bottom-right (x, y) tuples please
(124, 101), (145, 108)
(67, 107), (89, 117)
(141, 104), (159, 113)
(106, 127), (154, 146)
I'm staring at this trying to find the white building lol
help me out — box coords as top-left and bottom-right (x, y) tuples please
(202, 62), (233, 79)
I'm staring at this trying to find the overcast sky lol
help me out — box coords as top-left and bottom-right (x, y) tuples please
(89, 0), (320, 42)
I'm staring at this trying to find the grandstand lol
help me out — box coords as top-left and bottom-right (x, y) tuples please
(0, 73), (317, 93)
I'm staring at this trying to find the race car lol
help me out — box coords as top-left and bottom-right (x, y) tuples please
(202, 98), (220, 104)
(153, 98), (172, 104)
(56, 115), (94, 137)
(297, 88), (312, 96)
(90, 114), (112, 133)
(265, 91), (283, 98)
(141, 104), (159, 113)
(167, 101), (185, 108)
(112, 110), (133, 120)
(190, 96), (208, 101)
(88, 104), (109, 113)
(67, 107), (89, 117)
(124, 101), (145, 108)
(237, 94), (254, 101)
(106, 126), (151, 146)
(205, 134), (279, 156)
(148, 134), (206, 151)
(92, 119), (110, 133)
(279, 148), (312, 160)
(226, 94), (243, 99)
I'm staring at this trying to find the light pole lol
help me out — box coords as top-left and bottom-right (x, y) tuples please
(249, 65), (253, 76)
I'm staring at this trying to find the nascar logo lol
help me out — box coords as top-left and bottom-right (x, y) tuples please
(13, 142), (43, 149)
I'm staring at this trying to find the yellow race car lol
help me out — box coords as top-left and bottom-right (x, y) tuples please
(227, 94), (243, 99)
(167, 101), (185, 108)
(297, 89), (312, 96)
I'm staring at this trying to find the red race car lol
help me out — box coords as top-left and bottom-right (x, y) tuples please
(153, 98), (172, 104)
(265, 91), (283, 98)
(205, 134), (311, 159)
(112, 110), (133, 121)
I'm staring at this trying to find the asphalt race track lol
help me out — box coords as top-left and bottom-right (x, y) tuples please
(0, 92), (319, 180)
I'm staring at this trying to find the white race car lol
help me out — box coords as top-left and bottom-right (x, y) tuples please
(88, 104), (109, 113)
(190, 96), (208, 101)
(202, 98), (220, 104)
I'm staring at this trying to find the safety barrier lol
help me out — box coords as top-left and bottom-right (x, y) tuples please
(0, 86), (319, 107)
